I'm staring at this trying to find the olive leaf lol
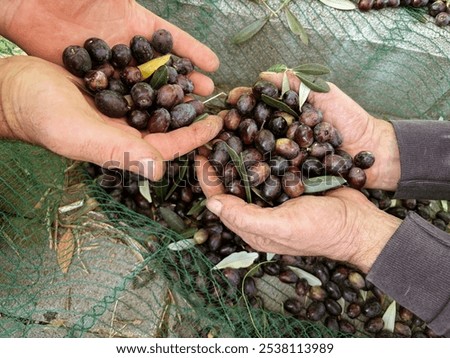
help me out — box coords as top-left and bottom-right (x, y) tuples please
(251, 187), (274, 207)
(298, 82), (311, 111)
(266, 64), (288, 73)
(164, 158), (189, 201)
(159, 207), (186, 233)
(337, 297), (346, 312)
(149, 65), (169, 89)
(405, 6), (427, 23)
(303, 176), (346, 194)
(168, 239), (196, 251)
(139, 179), (152, 204)
(360, 289), (368, 302)
(232, 16), (269, 45)
(212, 251), (259, 270)
(441, 200), (448, 212)
(266, 253), (276, 261)
(382, 300), (397, 333)
(152, 177), (169, 203)
(288, 266), (322, 286)
(180, 227), (198, 239)
(284, 7), (308, 45)
(138, 54), (171, 79)
(261, 94), (299, 118)
(293, 71), (330, 93)
(224, 143), (253, 203)
(193, 113), (209, 123)
(187, 199), (207, 217)
(293, 63), (331, 76)
(318, 0), (356, 10)
(281, 71), (290, 97)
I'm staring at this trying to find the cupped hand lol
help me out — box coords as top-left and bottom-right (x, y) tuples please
(0, 56), (222, 180)
(2, 0), (219, 96)
(258, 72), (401, 191)
(195, 156), (401, 273)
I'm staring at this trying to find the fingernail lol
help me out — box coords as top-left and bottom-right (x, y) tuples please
(206, 198), (223, 216)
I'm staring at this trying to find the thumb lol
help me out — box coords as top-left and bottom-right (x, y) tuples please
(206, 194), (275, 236)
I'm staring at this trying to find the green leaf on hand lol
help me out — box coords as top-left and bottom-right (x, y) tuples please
(266, 64), (288, 73)
(149, 65), (169, 89)
(293, 63), (331, 76)
(261, 94), (299, 118)
(293, 72), (330, 93)
(303, 176), (346, 193)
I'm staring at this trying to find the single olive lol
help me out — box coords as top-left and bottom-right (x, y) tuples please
(238, 118), (258, 145)
(306, 301), (326, 321)
(62, 45), (92, 77)
(275, 138), (300, 159)
(429, 1), (446, 16)
(301, 158), (324, 178)
(223, 163), (239, 185)
(362, 299), (382, 318)
(241, 148), (264, 168)
(365, 317), (385, 334)
(395, 322), (412, 337)
(347, 167), (367, 189)
(247, 162), (271, 187)
(262, 175), (282, 201)
(435, 11), (450, 27)
(156, 84), (184, 109)
(151, 29), (173, 54)
(323, 154), (350, 176)
(223, 109), (242, 131)
(111, 44), (132, 69)
(148, 108), (171, 133)
(286, 122), (300, 140)
(226, 135), (244, 154)
(131, 82), (155, 109)
(130, 35), (154, 64)
(309, 286), (327, 302)
(325, 298), (342, 316)
(309, 141), (334, 159)
(84, 70), (108, 92)
(346, 302), (361, 319)
(300, 107), (323, 127)
(324, 281), (342, 300)
(294, 124), (314, 148)
(284, 298), (303, 315)
(108, 78), (128, 95)
(313, 122), (335, 143)
(209, 141), (231, 170)
(253, 102), (272, 126)
(255, 129), (276, 154)
(295, 279), (310, 297)
(95, 90), (130, 118)
(354, 151), (375, 169)
(176, 74), (194, 94)
(282, 90), (299, 110)
(236, 93), (257, 115)
(282, 171), (304, 198)
(94, 63), (115, 78)
(120, 66), (143, 86)
(170, 103), (197, 129)
(127, 109), (149, 130)
(173, 57), (194, 75)
(278, 269), (299, 284)
(84, 37), (111, 64)
(358, 0), (375, 11)
(290, 149), (309, 168)
(267, 116), (288, 138)
(167, 66), (178, 84)
(269, 156), (290, 176)
(339, 319), (356, 334)
(252, 80), (279, 100)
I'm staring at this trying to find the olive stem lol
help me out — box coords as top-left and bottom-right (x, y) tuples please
(261, 0), (278, 18)
(202, 91), (227, 104)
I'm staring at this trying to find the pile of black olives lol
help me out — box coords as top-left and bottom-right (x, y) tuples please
(63, 29), (205, 132)
(207, 82), (374, 204)
(357, 0), (450, 28)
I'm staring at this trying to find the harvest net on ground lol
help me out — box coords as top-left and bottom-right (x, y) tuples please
(0, 0), (449, 338)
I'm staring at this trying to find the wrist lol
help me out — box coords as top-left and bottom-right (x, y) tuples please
(350, 207), (402, 273)
(365, 119), (401, 191)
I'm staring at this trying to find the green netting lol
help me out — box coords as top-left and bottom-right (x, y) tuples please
(1, 0), (449, 338)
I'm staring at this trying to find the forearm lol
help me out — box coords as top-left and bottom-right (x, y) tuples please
(391, 120), (450, 199)
(367, 212), (450, 337)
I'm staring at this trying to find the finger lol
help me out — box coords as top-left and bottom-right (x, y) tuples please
(188, 71), (215, 96)
(138, 4), (219, 72)
(195, 155), (225, 197)
(206, 194), (279, 236)
(144, 115), (223, 160)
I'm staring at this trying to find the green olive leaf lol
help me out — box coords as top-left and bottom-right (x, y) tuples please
(281, 71), (290, 97)
(266, 64), (288, 73)
(180, 227), (198, 239)
(318, 0), (356, 10)
(293, 63), (331, 76)
(152, 177), (169, 203)
(187, 199), (207, 217)
(212, 251), (259, 270)
(224, 143), (252, 203)
(193, 113), (209, 123)
(232, 16), (269, 45)
(159, 207), (186, 233)
(293, 72), (330, 93)
(284, 7), (308, 45)
(303, 176), (347, 193)
(298, 82), (311, 111)
(149, 65), (169, 89)
(164, 160), (189, 201)
(382, 300), (397, 333)
(251, 187), (274, 207)
(288, 266), (322, 286)
(405, 6), (427, 23)
(261, 94), (299, 118)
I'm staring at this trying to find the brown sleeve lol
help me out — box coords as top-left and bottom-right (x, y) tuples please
(390, 120), (450, 200)
(366, 212), (450, 337)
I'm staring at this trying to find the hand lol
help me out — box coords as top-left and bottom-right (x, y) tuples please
(0, 56), (222, 180)
(196, 156), (401, 273)
(1, 0), (218, 96)
(259, 71), (401, 191)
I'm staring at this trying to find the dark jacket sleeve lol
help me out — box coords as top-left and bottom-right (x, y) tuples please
(367, 120), (450, 337)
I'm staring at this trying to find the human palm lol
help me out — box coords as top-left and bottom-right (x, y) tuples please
(3, 0), (218, 95)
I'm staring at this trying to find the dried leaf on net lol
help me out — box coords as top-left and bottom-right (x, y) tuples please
(288, 266), (322, 286)
(318, 0), (357, 11)
(212, 251), (259, 270)
(57, 229), (75, 274)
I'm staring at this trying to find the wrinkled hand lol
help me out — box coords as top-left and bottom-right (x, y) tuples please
(0, 56), (222, 180)
(1, 0), (219, 96)
(196, 156), (401, 273)
(259, 71), (401, 190)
